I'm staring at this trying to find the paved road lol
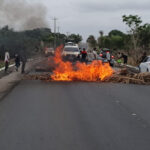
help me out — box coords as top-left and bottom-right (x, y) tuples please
(0, 81), (150, 150)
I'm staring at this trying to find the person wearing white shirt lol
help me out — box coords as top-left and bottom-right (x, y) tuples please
(4, 52), (10, 72)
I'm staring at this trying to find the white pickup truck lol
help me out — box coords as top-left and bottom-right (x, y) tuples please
(62, 45), (80, 61)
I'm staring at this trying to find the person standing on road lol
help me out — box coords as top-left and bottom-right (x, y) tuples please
(121, 53), (128, 64)
(20, 52), (27, 74)
(4, 51), (10, 73)
(15, 54), (20, 71)
(93, 48), (97, 60)
(81, 48), (87, 62)
(140, 52), (147, 63)
(117, 52), (122, 64)
(106, 51), (111, 64)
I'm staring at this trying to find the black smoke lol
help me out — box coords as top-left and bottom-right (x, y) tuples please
(0, 0), (48, 30)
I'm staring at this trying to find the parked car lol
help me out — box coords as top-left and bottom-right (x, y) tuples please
(44, 47), (54, 57)
(139, 56), (150, 72)
(98, 48), (115, 67)
(65, 42), (78, 47)
(62, 45), (80, 61)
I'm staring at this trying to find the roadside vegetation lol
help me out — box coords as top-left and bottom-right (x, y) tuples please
(0, 26), (82, 60)
(0, 61), (4, 69)
(0, 60), (14, 69)
(87, 15), (150, 65)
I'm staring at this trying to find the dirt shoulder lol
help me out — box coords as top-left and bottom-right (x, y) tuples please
(0, 56), (46, 101)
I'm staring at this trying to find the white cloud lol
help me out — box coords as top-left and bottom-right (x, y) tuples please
(2, 0), (150, 41)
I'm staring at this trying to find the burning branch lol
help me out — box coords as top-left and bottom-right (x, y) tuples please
(51, 45), (114, 82)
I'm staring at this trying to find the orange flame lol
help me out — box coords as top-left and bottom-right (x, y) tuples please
(51, 45), (114, 81)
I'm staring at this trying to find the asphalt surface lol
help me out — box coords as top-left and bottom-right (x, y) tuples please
(0, 81), (150, 150)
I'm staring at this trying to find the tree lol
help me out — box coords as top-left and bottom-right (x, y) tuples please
(108, 30), (125, 50)
(87, 35), (97, 48)
(122, 15), (142, 51)
(109, 30), (124, 37)
(0, 27), (53, 58)
(98, 31), (104, 48)
(67, 34), (82, 44)
(98, 30), (125, 50)
(99, 30), (104, 37)
(122, 15), (143, 62)
(138, 24), (150, 50)
(109, 35), (124, 50)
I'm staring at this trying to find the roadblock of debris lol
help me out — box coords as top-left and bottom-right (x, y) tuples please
(106, 68), (150, 85)
(24, 68), (150, 85)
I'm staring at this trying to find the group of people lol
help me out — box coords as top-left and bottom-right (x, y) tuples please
(79, 48), (129, 65)
(117, 51), (148, 65)
(4, 51), (27, 74)
(117, 52), (128, 64)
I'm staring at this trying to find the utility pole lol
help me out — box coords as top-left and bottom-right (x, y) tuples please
(52, 17), (58, 49)
(57, 26), (60, 33)
(66, 32), (70, 42)
(57, 26), (60, 44)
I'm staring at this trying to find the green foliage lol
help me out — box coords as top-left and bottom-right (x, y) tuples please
(122, 15), (143, 51)
(98, 30), (125, 50)
(109, 30), (125, 37)
(110, 35), (124, 49)
(122, 14), (150, 51)
(0, 26), (82, 59)
(0, 62), (5, 68)
(67, 34), (82, 44)
(122, 15), (142, 30)
(0, 26), (52, 58)
(92, 14), (150, 65)
(138, 23), (150, 50)
(87, 35), (97, 48)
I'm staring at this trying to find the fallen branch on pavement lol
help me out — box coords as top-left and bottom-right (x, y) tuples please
(24, 68), (150, 85)
(105, 68), (150, 85)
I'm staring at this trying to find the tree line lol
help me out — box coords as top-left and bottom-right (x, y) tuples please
(0, 25), (82, 59)
(87, 15), (150, 63)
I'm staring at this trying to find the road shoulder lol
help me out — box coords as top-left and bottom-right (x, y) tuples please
(0, 56), (45, 101)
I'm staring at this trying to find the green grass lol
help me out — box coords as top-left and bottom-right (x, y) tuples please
(0, 62), (5, 69)
(0, 60), (14, 69)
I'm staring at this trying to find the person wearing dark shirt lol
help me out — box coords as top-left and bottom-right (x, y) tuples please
(15, 54), (20, 71)
(140, 52), (147, 63)
(121, 53), (128, 64)
(20, 52), (27, 74)
(81, 48), (87, 62)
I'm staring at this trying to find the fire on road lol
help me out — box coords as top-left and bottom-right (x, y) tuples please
(51, 45), (114, 82)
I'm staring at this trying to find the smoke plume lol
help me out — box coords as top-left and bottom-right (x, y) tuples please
(0, 0), (48, 30)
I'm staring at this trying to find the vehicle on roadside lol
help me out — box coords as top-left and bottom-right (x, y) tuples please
(139, 56), (150, 72)
(65, 42), (78, 47)
(44, 47), (55, 57)
(62, 45), (80, 61)
(97, 48), (115, 67)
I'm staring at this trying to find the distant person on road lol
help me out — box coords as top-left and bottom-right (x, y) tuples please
(121, 53), (128, 64)
(20, 52), (27, 74)
(106, 51), (111, 64)
(15, 54), (20, 71)
(79, 48), (82, 53)
(140, 52), (147, 63)
(4, 51), (10, 73)
(81, 48), (87, 62)
(117, 52), (122, 64)
(93, 48), (97, 60)
(117, 52), (122, 59)
(77, 48), (82, 59)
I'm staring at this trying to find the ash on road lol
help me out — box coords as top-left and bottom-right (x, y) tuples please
(0, 81), (150, 150)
